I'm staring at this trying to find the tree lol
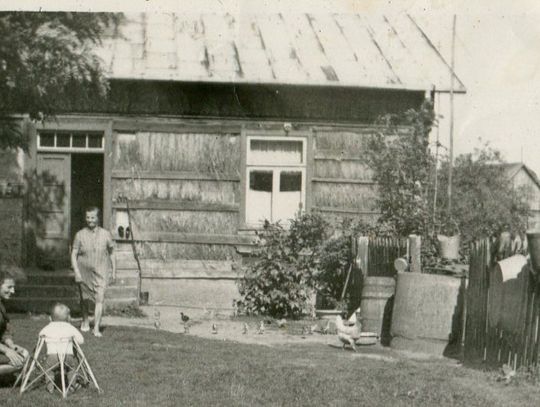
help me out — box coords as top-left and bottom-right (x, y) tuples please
(365, 101), (529, 264)
(437, 146), (529, 247)
(0, 12), (122, 150)
(364, 100), (436, 237)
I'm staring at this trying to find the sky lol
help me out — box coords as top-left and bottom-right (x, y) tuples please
(4, 0), (540, 173)
(415, 10), (540, 175)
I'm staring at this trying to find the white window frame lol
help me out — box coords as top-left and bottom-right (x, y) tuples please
(37, 132), (104, 153)
(245, 136), (307, 227)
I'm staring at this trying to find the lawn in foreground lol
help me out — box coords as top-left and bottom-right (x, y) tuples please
(0, 317), (539, 407)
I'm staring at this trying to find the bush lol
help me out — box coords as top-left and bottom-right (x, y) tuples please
(237, 213), (328, 318)
(238, 213), (389, 317)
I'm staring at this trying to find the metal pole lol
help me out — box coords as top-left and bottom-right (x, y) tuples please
(448, 15), (456, 214)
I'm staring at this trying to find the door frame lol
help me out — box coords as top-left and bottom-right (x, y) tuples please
(28, 118), (113, 231)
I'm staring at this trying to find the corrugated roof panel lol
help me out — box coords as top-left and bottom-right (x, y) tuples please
(280, 13), (328, 83)
(366, 16), (425, 87)
(307, 14), (364, 84)
(102, 12), (465, 92)
(333, 14), (399, 86)
(400, 16), (465, 91)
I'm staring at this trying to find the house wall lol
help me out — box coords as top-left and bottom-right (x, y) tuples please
(15, 82), (425, 309)
(107, 119), (394, 309)
(513, 169), (540, 230)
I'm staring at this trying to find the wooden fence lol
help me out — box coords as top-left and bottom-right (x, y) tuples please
(367, 237), (408, 277)
(345, 236), (407, 310)
(464, 238), (540, 369)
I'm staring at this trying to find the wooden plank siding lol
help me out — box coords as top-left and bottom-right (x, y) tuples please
(111, 130), (243, 265)
(311, 128), (380, 220)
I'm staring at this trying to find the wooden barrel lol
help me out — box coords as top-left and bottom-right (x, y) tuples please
(391, 272), (464, 357)
(360, 277), (396, 343)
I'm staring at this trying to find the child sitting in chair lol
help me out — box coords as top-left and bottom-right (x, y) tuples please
(39, 303), (84, 393)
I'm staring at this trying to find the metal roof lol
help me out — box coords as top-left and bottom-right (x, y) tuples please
(96, 13), (465, 92)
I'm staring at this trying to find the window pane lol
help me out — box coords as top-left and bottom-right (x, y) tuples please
(275, 171), (303, 224)
(249, 171), (273, 192)
(249, 139), (303, 165)
(56, 134), (70, 147)
(247, 171), (273, 224)
(88, 134), (103, 148)
(39, 133), (55, 147)
(280, 171), (302, 192)
(72, 134), (86, 147)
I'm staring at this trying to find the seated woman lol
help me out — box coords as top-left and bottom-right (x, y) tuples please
(0, 271), (29, 377)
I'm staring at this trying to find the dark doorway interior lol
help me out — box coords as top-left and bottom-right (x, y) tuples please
(70, 154), (104, 243)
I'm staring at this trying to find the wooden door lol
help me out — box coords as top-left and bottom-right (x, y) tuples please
(35, 153), (71, 269)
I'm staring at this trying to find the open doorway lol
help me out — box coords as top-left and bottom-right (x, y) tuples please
(70, 153), (104, 243)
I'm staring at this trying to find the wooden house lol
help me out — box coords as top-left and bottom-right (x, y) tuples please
(501, 163), (540, 230)
(1, 13), (465, 312)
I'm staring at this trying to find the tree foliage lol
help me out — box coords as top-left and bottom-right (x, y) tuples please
(365, 101), (529, 264)
(437, 146), (529, 246)
(0, 12), (122, 150)
(237, 214), (328, 318)
(364, 100), (436, 237)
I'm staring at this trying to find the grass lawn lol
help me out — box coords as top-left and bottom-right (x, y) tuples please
(1, 316), (539, 407)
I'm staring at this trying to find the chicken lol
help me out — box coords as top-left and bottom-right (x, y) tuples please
(322, 320), (331, 335)
(180, 312), (190, 323)
(335, 315), (362, 351)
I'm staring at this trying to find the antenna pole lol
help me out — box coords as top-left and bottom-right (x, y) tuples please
(447, 15), (456, 214)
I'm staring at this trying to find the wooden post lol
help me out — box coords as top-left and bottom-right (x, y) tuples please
(356, 236), (369, 277)
(409, 234), (422, 273)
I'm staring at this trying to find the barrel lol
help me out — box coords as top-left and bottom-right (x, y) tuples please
(360, 277), (396, 344)
(391, 272), (464, 357)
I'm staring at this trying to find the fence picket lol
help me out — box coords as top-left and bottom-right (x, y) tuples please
(464, 237), (540, 369)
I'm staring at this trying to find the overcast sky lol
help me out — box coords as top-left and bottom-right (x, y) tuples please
(5, 1), (540, 173)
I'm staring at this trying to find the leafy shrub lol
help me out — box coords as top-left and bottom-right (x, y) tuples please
(315, 235), (351, 309)
(238, 212), (394, 317)
(237, 214), (328, 318)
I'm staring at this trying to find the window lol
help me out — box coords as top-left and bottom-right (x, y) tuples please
(245, 136), (306, 226)
(37, 132), (104, 152)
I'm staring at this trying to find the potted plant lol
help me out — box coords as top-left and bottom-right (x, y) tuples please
(437, 216), (460, 261)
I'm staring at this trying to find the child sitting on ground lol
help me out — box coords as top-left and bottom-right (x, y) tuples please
(39, 303), (84, 393)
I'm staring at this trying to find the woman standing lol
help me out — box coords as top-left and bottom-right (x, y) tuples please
(0, 271), (29, 376)
(71, 207), (116, 337)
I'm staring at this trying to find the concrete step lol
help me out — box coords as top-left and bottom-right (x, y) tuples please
(21, 273), (138, 287)
(115, 251), (136, 262)
(15, 285), (78, 298)
(23, 272), (75, 285)
(114, 276), (139, 286)
(15, 285), (138, 299)
(105, 286), (138, 299)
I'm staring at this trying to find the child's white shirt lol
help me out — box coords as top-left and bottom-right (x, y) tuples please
(39, 321), (84, 355)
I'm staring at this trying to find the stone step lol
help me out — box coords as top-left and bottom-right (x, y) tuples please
(105, 286), (139, 299)
(15, 284), (138, 299)
(23, 273), (75, 285)
(115, 251), (136, 261)
(22, 272), (138, 286)
(15, 285), (78, 298)
(113, 276), (139, 286)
